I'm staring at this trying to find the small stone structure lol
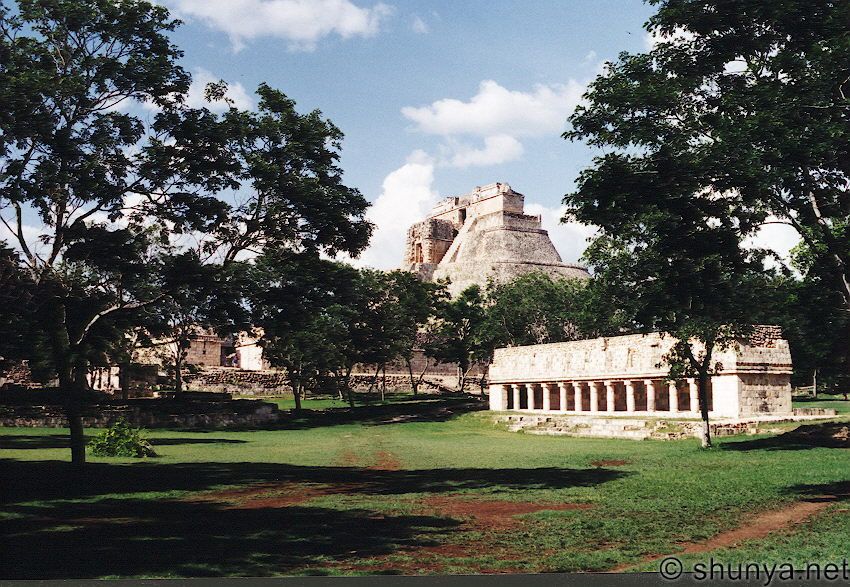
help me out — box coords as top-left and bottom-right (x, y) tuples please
(403, 182), (590, 295)
(488, 326), (793, 419)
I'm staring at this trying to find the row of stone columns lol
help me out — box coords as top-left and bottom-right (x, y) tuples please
(504, 379), (703, 414)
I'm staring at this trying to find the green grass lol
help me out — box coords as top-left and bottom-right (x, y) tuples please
(1, 406), (848, 578)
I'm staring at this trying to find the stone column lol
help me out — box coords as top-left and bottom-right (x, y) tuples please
(644, 379), (656, 412)
(605, 380), (616, 413)
(542, 383), (551, 411)
(573, 382), (583, 412)
(526, 384), (535, 410)
(668, 381), (679, 413)
(688, 378), (699, 413)
(512, 384), (521, 411)
(589, 382), (600, 412)
(558, 383), (568, 412)
(625, 380), (636, 413)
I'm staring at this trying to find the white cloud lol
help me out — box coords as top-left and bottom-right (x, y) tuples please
(525, 202), (596, 265)
(644, 26), (696, 50)
(167, 0), (393, 51)
(401, 79), (585, 138)
(744, 217), (801, 268)
(411, 15), (428, 34)
(185, 68), (254, 112)
(441, 134), (524, 168)
(349, 151), (439, 269)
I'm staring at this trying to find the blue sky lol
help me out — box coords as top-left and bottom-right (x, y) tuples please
(1, 0), (801, 268)
(158, 0), (661, 268)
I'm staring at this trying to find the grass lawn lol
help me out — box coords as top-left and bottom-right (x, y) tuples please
(1, 405), (849, 578)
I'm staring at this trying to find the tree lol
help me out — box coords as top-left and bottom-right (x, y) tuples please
(249, 252), (361, 412)
(759, 246), (850, 394)
(565, 0), (850, 315)
(564, 0), (850, 447)
(0, 0), (371, 466)
(148, 252), (250, 395)
(388, 272), (447, 396)
(482, 272), (613, 349)
(424, 285), (488, 393)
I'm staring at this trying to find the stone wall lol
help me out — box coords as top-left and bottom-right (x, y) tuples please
(488, 329), (794, 418)
(0, 399), (280, 429)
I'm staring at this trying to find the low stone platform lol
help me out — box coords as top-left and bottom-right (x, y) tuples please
(494, 410), (838, 441)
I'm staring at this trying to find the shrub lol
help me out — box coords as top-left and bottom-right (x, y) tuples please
(88, 419), (157, 458)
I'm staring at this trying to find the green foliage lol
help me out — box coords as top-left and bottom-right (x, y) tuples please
(88, 419), (157, 458)
(565, 0), (850, 312)
(481, 272), (625, 349)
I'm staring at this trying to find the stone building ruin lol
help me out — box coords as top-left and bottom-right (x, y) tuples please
(488, 326), (794, 419)
(403, 182), (590, 295)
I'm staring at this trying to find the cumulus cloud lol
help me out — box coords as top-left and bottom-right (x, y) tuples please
(644, 26), (696, 50)
(441, 134), (524, 168)
(411, 15), (428, 34)
(350, 151), (439, 269)
(141, 68), (254, 113)
(185, 68), (254, 112)
(744, 217), (802, 268)
(525, 202), (596, 265)
(167, 0), (393, 51)
(401, 79), (585, 138)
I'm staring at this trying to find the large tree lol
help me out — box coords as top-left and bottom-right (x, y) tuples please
(564, 0), (850, 446)
(0, 0), (371, 466)
(566, 0), (850, 314)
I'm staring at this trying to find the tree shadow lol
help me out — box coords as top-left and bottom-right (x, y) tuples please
(721, 422), (850, 452)
(265, 397), (487, 431)
(1, 498), (461, 579)
(0, 434), (247, 450)
(0, 458), (626, 579)
(783, 480), (850, 502)
(1, 459), (627, 504)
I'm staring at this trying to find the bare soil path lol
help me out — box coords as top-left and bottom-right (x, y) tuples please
(611, 496), (842, 572)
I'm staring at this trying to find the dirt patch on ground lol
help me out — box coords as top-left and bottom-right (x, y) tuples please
(371, 450), (402, 471)
(591, 459), (631, 467)
(422, 495), (592, 531)
(332, 495), (591, 574)
(611, 495), (844, 572)
(186, 481), (355, 510)
(335, 449), (359, 467)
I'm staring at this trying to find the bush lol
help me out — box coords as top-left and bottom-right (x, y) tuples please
(88, 419), (157, 458)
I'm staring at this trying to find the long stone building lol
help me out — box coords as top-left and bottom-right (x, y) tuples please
(488, 326), (793, 419)
(403, 182), (590, 295)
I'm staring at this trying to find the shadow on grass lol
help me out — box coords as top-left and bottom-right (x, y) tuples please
(0, 458), (625, 579)
(721, 422), (850, 452)
(2, 499), (461, 579)
(271, 396), (488, 431)
(784, 480), (850, 502)
(0, 434), (247, 450)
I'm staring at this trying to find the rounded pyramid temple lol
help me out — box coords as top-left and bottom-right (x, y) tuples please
(402, 182), (590, 295)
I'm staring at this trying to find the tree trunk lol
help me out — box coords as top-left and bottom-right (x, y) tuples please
(698, 371), (712, 449)
(292, 379), (302, 412)
(457, 364), (466, 393)
(344, 365), (355, 408)
(405, 357), (417, 396)
(174, 351), (183, 395)
(813, 368), (818, 398)
(49, 300), (86, 467)
(381, 364), (386, 402)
